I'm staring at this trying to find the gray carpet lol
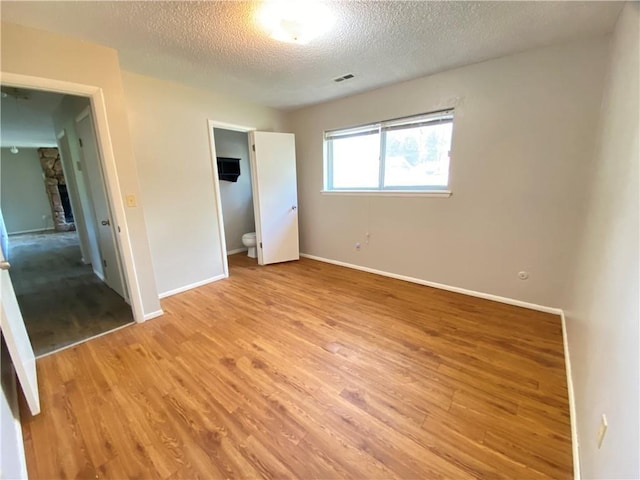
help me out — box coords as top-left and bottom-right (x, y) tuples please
(8, 231), (133, 356)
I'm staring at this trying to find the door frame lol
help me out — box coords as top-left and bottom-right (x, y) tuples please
(206, 119), (256, 278)
(1, 72), (145, 323)
(75, 105), (129, 301)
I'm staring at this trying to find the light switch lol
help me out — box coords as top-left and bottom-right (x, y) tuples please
(126, 194), (137, 207)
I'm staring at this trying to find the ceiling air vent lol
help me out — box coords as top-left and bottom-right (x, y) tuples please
(333, 73), (355, 83)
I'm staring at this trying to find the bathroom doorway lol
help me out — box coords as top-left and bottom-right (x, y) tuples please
(208, 120), (299, 278)
(211, 126), (257, 268)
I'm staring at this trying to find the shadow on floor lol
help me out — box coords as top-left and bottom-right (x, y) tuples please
(8, 231), (133, 356)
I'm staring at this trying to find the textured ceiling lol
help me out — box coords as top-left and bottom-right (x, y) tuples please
(0, 1), (623, 110)
(0, 89), (64, 148)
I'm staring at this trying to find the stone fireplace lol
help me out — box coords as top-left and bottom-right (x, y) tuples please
(38, 147), (76, 232)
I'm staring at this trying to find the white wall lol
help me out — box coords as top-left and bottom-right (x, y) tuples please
(1, 21), (160, 317)
(122, 71), (285, 295)
(213, 128), (255, 252)
(0, 147), (53, 234)
(286, 37), (609, 308)
(564, 4), (639, 479)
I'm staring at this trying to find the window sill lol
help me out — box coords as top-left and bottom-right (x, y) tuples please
(321, 190), (452, 198)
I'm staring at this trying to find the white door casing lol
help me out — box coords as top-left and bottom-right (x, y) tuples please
(75, 109), (128, 300)
(207, 120), (256, 278)
(249, 132), (299, 265)
(0, 244), (40, 416)
(1, 71), (151, 324)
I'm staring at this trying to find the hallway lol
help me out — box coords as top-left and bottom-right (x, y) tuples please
(8, 231), (133, 356)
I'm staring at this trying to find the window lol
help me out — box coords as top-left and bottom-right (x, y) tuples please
(324, 109), (454, 193)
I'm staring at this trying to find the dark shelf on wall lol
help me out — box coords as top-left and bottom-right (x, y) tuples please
(217, 157), (241, 182)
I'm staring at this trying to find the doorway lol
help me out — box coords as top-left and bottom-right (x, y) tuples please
(207, 120), (300, 278)
(0, 86), (133, 356)
(212, 127), (257, 268)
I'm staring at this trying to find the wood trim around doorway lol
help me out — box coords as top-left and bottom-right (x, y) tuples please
(0, 72), (148, 324)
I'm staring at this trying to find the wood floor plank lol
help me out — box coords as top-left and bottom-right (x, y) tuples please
(20, 254), (573, 479)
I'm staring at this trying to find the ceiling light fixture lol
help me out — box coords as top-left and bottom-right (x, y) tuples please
(258, 1), (334, 44)
(10, 146), (19, 154)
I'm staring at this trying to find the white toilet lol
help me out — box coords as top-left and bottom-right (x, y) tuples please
(241, 232), (257, 258)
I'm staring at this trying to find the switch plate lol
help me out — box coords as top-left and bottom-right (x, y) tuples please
(597, 414), (608, 449)
(126, 194), (137, 207)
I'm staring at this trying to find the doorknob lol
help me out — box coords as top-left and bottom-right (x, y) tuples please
(101, 219), (111, 226)
(0, 260), (10, 270)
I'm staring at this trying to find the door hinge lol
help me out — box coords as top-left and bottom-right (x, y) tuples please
(252, 144), (255, 152)
(79, 138), (83, 147)
(117, 226), (121, 233)
(103, 259), (107, 268)
(260, 242), (262, 248)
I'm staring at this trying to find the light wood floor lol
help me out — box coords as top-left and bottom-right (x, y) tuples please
(20, 254), (572, 479)
(9, 231), (133, 356)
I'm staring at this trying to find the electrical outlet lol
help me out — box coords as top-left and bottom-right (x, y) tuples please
(126, 194), (137, 207)
(597, 414), (608, 449)
(354, 242), (361, 251)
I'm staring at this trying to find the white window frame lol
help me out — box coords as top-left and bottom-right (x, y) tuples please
(323, 109), (454, 196)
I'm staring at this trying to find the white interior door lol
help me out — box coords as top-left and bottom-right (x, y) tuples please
(0, 244), (40, 415)
(249, 132), (299, 265)
(57, 130), (94, 267)
(75, 109), (128, 300)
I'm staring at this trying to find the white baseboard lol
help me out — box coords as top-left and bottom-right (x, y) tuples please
(8, 227), (54, 236)
(158, 274), (226, 299)
(143, 309), (164, 321)
(300, 252), (579, 477)
(300, 253), (562, 315)
(561, 311), (581, 480)
(227, 247), (248, 256)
